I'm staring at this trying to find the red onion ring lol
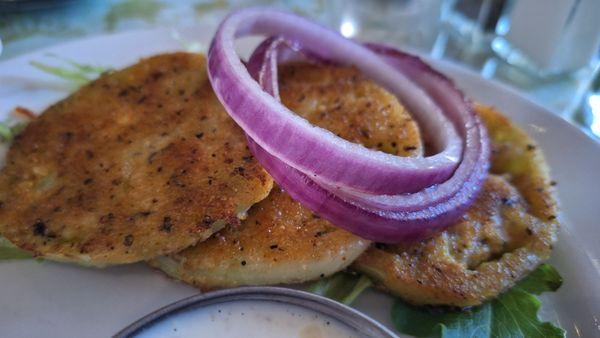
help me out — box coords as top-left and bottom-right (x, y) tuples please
(207, 8), (490, 242)
(243, 37), (489, 242)
(318, 44), (490, 212)
(208, 8), (462, 195)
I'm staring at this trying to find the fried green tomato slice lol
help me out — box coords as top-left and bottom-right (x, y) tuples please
(0, 53), (273, 266)
(148, 63), (423, 288)
(353, 105), (559, 307)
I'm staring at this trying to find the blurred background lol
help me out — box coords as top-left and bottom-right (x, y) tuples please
(1, 0), (599, 138)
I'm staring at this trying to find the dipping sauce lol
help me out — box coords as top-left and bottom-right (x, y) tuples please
(134, 300), (363, 338)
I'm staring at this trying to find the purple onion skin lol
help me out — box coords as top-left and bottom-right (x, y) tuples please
(247, 137), (474, 243)
(208, 9), (490, 243)
(207, 8), (463, 195)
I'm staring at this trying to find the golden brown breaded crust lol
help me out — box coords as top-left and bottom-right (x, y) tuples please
(0, 53), (273, 266)
(279, 63), (423, 157)
(148, 63), (422, 288)
(150, 186), (371, 288)
(353, 105), (559, 307)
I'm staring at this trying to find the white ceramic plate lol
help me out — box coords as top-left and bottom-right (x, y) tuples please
(0, 25), (599, 338)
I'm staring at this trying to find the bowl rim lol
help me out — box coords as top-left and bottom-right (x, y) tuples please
(113, 286), (399, 338)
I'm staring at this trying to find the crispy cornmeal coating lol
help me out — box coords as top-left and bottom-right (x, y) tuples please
(353, 105), (559, 307)
(148, 63), (422, 288)
(0, 53), (272, 266)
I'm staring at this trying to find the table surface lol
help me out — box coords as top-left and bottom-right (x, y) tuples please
(0, 0), (598, 139)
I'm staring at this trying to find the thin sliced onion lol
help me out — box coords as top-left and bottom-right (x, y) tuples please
(244, 37), (489, 242)
(208, 8), (462, 195)
(207, 8), (489, 242)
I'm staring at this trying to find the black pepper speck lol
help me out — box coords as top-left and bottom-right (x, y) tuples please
(32, 220), (46, 236)
(124, 234), (134, 246)
(162, 216), (173, 232)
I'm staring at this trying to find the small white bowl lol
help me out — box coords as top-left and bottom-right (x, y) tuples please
(115, 286), (398, 338)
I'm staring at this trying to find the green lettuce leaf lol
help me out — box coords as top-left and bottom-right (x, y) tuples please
(45, 54), (108, 75)
(0, 237), (33, 260)
(30, 61), (93, 85)
(30, 56), (109, 87)
(392, 264), (565, 338)
(308, 272), (372, 305)
(516, 263), (562, 295)
(0, 123), (12, 141)
(0, 121), (28, 142)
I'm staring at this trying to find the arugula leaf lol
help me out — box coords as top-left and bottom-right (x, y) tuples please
(9, 122), (28, 136)
(30, 61), (92, 85)
(30, 57), (108, 87)
(0, 237), (33, 260)
(392, 300), (491, 338)
(309, 272), (372, 305)
(516, 263), (562, 295)
(392, 264), (565, 338)
(491, 288), (564, 338)
(0, 123), (12, 141)
(45, 54), (108, 75)
(0, 121), (28, 142)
